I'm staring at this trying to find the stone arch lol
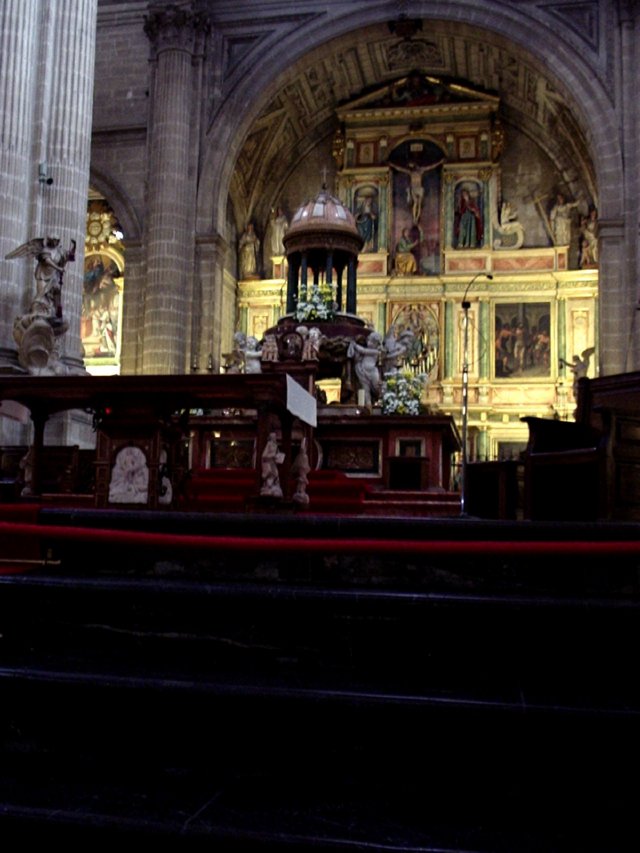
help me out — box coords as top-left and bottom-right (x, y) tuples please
(88, 168), (142, 244)
(197, 5), (622, 235)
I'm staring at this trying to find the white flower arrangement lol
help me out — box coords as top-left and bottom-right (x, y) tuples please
(381, 371), (426, 415)
(294, 286), (335, 322)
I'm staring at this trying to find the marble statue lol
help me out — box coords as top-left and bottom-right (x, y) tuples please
(18, 447), (34, 497)
(382, 326), (415, 375)
(222, 331), (247, 373)
(108, 445), (149, 504)
(260, 432), (284, 498)
(261, 333), (279, 362)
(560, 347), (595, 398)
(157, 448), (173, 506)
(297, 325), (322, 361)
(269, 207), (289, 256)
(6, 235), (76, 373)
(244, 336), (262, 373)
(238, 223), (260, 279)
(549, 193), (579, 246)
(291, 437), (311, 506)
(348, 331), (383, 407)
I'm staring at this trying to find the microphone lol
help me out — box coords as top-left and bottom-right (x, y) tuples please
(462, 273), (493, 308)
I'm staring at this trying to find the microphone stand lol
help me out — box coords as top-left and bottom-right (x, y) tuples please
(460, 272), (493, 517)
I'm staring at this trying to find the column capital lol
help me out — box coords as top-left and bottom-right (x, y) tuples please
(144, 2), (210, 57)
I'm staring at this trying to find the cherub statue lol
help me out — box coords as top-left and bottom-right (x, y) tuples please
(560, 347), (595, 398)
(382, 326), (415, 375)
(222, 331), (246, 373)
(348, 331), (383, 407)
(244, 336), (262, 373)
(300, 325), (323, 361)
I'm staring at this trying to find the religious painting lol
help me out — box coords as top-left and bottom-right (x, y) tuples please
(453, 180), (484, 249)
(353, 184), (379, 252)
(388, 303), (440, 377)
(357, 141), (375, 165)
(389, 139), (443, 275)
(458, 137), (477, 159)
(82, 249), (123, 363)
(494, 302), (552, 379)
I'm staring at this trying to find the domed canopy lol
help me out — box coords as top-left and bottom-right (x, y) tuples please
(283, 188), (364, 255)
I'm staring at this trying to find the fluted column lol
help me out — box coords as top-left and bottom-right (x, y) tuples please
(142, 3), (209, 374)
(0, 0), (97, 374)
(0, 0), (39, 371)
(37, 0), (98, 371)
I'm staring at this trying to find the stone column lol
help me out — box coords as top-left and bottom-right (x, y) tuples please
(35, 0), (98, 372)
(0, 0), (97, 377)
(142, 3), (210, 374)
(0, 0), (39, 372)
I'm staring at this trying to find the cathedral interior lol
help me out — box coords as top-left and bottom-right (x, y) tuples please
(1, 3), (640, 848)
(0, 1), (637, 462)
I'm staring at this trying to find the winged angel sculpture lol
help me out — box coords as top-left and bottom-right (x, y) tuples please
(5, 235), (76, 373)
(560, 347), (596, 398)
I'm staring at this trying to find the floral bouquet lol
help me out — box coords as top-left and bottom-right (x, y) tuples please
(381, 371), (426, 415)
(294, 285), (335, 322)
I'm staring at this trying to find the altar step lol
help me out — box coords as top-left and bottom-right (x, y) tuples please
(0, 515), (638, 848)
(361, 488), (461, 516)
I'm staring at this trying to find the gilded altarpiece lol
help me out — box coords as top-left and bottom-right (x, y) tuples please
(236, 72), (598, 457)
(83, 201), (125, 374)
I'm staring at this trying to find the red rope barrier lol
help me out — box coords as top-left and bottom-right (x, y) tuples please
(0, 521), (639, 557)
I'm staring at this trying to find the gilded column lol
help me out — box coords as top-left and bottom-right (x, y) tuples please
(443, 299), (455, 379)
(478, 299), (490, 378)
(142, 3), (210, 374)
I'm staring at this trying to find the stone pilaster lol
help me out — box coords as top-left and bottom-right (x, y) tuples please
(598, 218), (632, 374)
(193, 233), (227, 374)
(119, 242), (145, 374)
(142, 3), (210, 374)
(0, 0), (39, 372)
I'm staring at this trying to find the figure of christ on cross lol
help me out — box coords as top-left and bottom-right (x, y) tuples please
(389, 157), (445, 224)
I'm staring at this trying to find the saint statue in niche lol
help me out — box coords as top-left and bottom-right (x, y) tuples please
(454, 181), (484, 249)
(238, 222), (260, 279)
(353, 186), (379, 252)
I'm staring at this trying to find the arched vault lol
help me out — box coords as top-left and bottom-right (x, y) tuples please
(197, 9), (621, 236)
